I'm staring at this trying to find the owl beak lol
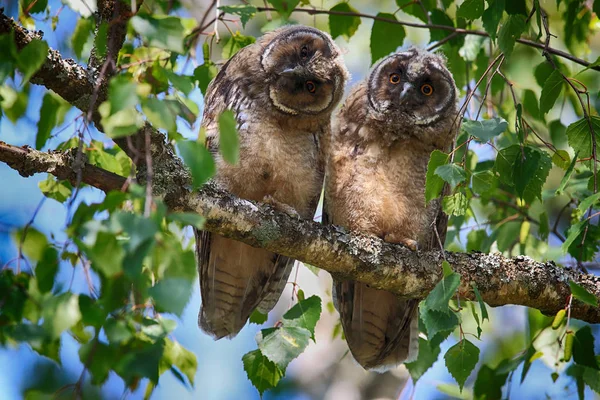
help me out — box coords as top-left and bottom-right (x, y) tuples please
(279, 66), (308, 78)
(399, 82), (414, 101)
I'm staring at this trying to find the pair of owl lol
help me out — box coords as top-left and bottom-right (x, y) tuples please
(194, 25), (459, 371)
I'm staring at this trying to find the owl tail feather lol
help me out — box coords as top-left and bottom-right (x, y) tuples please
(334, 280), (419, 371)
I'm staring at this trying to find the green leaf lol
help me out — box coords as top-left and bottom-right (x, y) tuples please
(149, 278), (194, 317)
(104, 318), (134, 344)
(164, 70), (194, 95)
(99, 104), (144, 138)
(177, 140), (216, 189)
(22, 0), (48, 14)
(494, 145), (551, 204)
(425, 273), (461, 313)
(142, 97), (177, 132)
(435, 164), (467, 188)
(370, 13), (405, 65)
(457, 0), (484, 20)
(462, 118), (508, 142)
(506, 0), (528, 14)
(561, 220), (586, 253)
(569, 281), (598, 307)
(467, 229), (489, 252)
(473, 364), (508, 399)
(163, 338), (198, 386)
(167, 212), (205, 229)
(249, 309), (269, 325)
(430, 10), (460, 46)
(266, 0), (299, 20)
(573, 326), (599, 370)
(552, 150), (571, 170)
(482, 0), (505, 40)
(16, 39), (48, 83)
(219, 5), (257, 28)
(194, 62), (218, 95)
(38, 175), (72, 203)
(472, 170), (497, 195)
(556, 151), (578, 195)
(130, 15), (186, 53)
(329, 3), (361, 40)
(539, 70), (564, 114)
(472, 283), (489, 321)
(426, 150), (449, 202)
(242, 349), (283, 395)
(218, 110), (240, 165)
(37, 92), (69, 150)
(577, 192), (600, 215)
(79, 341), (116, 385)
(566, 117), (600, 168)
(522, 89), (542, 121)
(442, 192), (469, 216)
(71, 17), (94, 59)
(221, 32), (256, 59)
(36, 247), (58, 294)
(396, 0), (435, 22)
(497, 15), (526, 57)
(79, 231), (125, 277)
(116, 341), (164, 384)
(258, 326), (310, 372)
(42, 293), (82, 338)
(282, 295), (322, 340)
(406, 338), (441, 383)
(445, 339), (480, 391)
(421, 307), (459, 345)
(13, 227), (47, 262)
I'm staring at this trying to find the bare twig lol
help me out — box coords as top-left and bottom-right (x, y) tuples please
(252, 6), (600, 71)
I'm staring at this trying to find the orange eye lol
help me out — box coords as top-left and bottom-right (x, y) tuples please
(421, 84), (433, 95)
(306, 80), (316, 93)
(389, 73), (401, 84)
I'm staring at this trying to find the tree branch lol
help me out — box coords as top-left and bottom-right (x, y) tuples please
(0, 141), (127, 192)
(254, 6), (600, 72)
(1, 140), (600, 323)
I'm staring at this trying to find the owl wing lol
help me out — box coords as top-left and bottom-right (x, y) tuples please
(196, 45), (298, 339)
(326, 89), (419, 369)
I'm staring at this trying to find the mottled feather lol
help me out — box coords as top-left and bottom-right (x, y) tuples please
(325, 48), (458, 370)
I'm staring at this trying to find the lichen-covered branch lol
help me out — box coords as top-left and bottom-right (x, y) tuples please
(0, 141), (126, 192)
(1, 139), (599, 323)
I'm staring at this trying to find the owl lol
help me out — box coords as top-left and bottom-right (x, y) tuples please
(324, 48), (459, 370)
(196, 25), (349, 339)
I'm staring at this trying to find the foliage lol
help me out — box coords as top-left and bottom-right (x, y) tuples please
(1, 0), (600, 398)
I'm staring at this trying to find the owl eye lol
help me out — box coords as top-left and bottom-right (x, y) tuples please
(300, 46), (309, 58)
(389, 73), (401, 84)
(421, 84), (433, 95)
(305, 80), (316, 93)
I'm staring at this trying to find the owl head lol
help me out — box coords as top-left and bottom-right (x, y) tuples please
(367, 48), (458, 128)
(260, 25), (349, 116)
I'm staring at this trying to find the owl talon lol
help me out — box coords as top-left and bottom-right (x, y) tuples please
(263, 195), (301, 219)
(384, 233), (419, 251)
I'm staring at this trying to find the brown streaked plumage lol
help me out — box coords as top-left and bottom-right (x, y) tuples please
(324, 48), (459, 370)
(196, 25), (349, 339)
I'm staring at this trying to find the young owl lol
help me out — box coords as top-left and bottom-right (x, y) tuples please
(324, 48), (459, 370)
(196, 26), (349, 339)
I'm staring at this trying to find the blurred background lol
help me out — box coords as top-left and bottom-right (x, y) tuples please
(1, 0), (600, 398)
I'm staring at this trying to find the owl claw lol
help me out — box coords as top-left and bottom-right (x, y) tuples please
(262, 195), (301, 219)
(384, 233), (419, 251)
